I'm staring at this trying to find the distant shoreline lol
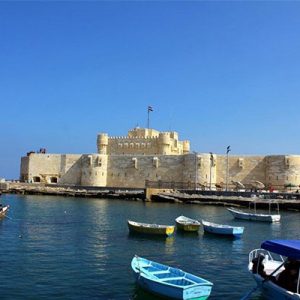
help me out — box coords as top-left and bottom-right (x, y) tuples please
(1, 182), (300, 211)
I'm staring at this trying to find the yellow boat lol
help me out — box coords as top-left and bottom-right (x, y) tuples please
(127, 220), (174, 236)
(175, 215), (201, 232)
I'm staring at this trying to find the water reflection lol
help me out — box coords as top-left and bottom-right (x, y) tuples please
(164, 236), (175, 255)
(131, 285), (164, 300)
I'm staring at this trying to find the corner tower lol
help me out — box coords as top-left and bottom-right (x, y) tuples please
(97, 133), (108, 155)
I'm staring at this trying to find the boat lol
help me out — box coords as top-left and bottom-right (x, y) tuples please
(247, 240), (300, 299)
(0, 205), (9, 218)
(201, 220), (244, 237)
(227, 207), (281, 222)
(127, 220), (175, 236)
(175, 215), (201, 232)
(131, 256), (213, 300)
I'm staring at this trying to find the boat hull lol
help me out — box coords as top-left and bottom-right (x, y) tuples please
(132, 257), (213, 300)
(134, 273), (211, 300)
(128, 220), (174, 236)
(176, 223), (200, 232)
(252, 274), (300, 300)
(203, 225), (243, 237)
(227, 208), (280, 222)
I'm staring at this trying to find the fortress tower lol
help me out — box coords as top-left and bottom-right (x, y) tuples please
(158, 132), (171, 155)
(97, 133), (108, 155)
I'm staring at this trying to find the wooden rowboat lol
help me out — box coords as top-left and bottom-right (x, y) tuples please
(175, 215), (201, 232)
(127, 220), (174, 236)
(131, 256), (213, 300)
(202, 220), (244, 237)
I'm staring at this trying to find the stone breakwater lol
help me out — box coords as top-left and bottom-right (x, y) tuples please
(1, 182), (300, 211)
(0, 182), (144, 201)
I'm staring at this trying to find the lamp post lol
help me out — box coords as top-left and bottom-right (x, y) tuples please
(193, 151), (198, 190)
(209, 152), (213, 191)
(226, 146), (231, 191)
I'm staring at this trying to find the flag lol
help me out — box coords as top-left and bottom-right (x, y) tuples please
(148, 106), (153, 112)
(226, 146), (231, 154)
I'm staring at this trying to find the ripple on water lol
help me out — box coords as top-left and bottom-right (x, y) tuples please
(0, 195), (299, 299)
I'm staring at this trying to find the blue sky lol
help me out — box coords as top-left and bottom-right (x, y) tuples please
(1, 1), (300, 179)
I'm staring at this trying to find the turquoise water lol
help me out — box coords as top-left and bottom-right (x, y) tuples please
(0, 194), (299, 300)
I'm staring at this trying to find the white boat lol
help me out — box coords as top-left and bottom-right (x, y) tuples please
(247, 240), (300, 300)
(227, 207), (280, 222)
(0, 205), (9, 219)
(202, 220), (244, 237)
(175, 216), (201, 232)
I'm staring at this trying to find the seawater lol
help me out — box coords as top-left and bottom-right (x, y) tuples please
(0, 194), (299, 300)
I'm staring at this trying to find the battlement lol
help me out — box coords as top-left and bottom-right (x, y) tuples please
(108, 136), (159, 140)
(97, 127), (190, 156)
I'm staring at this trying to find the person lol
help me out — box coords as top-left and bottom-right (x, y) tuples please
(252, 254), (267, 278)
(276, 259), (300, 292)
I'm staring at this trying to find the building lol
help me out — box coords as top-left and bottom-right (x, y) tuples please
(20, 127), (300, 191)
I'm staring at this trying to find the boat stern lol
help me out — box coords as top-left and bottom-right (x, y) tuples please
(232, 227), (244, 237)
(166, 226), (175, 236)
(183, 284), (213, 300)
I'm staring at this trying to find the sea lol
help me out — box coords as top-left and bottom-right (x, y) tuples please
(0, 194), (299, 300)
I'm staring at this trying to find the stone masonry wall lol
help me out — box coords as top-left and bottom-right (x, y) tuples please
(20, 152), (300, 190)
(106, 155), (184, 188)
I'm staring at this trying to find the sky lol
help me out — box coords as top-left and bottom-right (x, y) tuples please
(1, 1), (300, 179)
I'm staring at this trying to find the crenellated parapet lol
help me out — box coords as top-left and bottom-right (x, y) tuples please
(97, 127), (190, 156)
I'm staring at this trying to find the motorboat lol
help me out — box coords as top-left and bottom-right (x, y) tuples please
(247, 240), (300, 299)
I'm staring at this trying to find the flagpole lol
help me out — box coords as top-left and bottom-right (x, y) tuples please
(147, 109), (150, 129)
(147, 106), (153, 129)
(226, 145), (231, 192)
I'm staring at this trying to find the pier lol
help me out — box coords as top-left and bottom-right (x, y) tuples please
(1, 182), (300, 211)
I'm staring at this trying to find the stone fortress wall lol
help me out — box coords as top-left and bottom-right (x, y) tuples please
(20, 127), (300, 190)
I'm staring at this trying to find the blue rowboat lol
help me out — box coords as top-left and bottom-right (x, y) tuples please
(201, 220), (244, 237)
(247, 240), (300, 300)
(131, 256), (213, 300)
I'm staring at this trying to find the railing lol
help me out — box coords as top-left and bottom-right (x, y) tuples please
(145, 180), (199, 190)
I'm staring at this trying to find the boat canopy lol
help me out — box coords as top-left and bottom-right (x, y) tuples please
(261, 240), (300, 259)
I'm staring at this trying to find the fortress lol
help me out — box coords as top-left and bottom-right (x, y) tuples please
(20, 127), (300, 191)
